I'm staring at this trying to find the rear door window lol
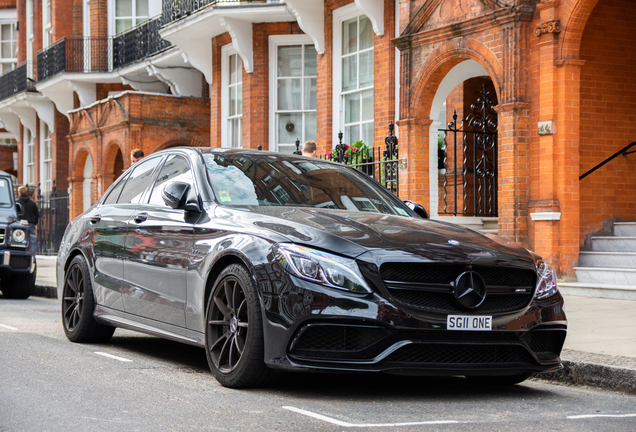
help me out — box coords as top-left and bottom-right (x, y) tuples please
(117, 157), (163, 204)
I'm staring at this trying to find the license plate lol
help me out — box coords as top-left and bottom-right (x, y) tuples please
(447, 315), (492, 331)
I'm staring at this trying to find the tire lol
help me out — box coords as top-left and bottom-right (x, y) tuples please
(1, 261), (37, 300)
(62, 255), (115, 343)
(204, 264), (273, 388)
(466, 372), (533, 386)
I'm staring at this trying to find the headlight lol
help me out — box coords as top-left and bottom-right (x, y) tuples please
(12, 229), (26, 243)
(274, 244), (372, 294)
(535, 260), (558, 300)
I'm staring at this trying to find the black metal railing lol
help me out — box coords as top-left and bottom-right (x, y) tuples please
(0, 62), (37, 102)
(37, 17), (171, 82)
(113, 18), (171, 69)
(162, 0), (281, 25)
(579, 141), (636, 180)
(318, 124), (400, 196)
(439, 83), (498, 217)
(36, 185), (69, 256)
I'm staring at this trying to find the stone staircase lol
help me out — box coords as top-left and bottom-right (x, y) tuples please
(559, 221), (636, 300)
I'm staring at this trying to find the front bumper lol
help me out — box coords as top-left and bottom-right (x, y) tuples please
(257, 264), (567, 376)
(0, 249), (36, 275)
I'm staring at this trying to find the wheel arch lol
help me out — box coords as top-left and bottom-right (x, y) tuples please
(203, 252), (254, 313)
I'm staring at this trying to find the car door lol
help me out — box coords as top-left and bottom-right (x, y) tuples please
(94, 155), (163, 313)
(123, 154), (197, 327)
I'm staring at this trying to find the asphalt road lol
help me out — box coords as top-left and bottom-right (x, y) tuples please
(1, 295), (635, 432)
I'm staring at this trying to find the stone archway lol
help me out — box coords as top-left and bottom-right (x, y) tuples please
(103, 141), (125, 191)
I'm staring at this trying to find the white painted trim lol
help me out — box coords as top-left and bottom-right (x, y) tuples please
(107, 0), (115, 37)
(0, 9), (17, 20)
(220, 16), (254, 74)
(354, 0), (384, 36)
(221, 44), (236, 149)
(284, 0), (325, 54)
(0, 112), (20, 139)
(268, 34), (314, 153)
(26, 99), (55, 133)
(332, 3), (369, 147)
(530, 212), (562, 221)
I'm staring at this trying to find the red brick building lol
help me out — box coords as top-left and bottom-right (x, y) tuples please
(0, 0), (633, 290)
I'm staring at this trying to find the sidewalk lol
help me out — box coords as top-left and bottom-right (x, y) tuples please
(32, 255), (636, 394)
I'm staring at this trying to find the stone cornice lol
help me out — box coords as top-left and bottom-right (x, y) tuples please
(536, 0), (560, 12)
(494, 102), (532, 113)
(555, 59), (586, 68)
(394, 6), (534, 51)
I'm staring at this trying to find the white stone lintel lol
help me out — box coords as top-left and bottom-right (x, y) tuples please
(530, 212), (562, 221)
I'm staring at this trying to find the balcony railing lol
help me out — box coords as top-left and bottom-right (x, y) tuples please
(37, 17), (171, 83)
(162, 0), (281, 26)
(0, 62), (37, 102)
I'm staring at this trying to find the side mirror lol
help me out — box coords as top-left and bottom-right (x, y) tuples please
(403, 200), (429, 219)
(15, 202), (23, 213)
(162, 181), (200, 212)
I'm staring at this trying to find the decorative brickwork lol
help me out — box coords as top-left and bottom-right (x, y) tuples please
(67, 92), (210, 219)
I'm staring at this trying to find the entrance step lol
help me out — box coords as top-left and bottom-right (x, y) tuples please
(558, 282), (636, 300)
(479, 217), (498, 235)
(590, 236), (636, 252)
(573, 267), (636, 285)
(614, 222), (636, 236)
(578, 251), (636, 268)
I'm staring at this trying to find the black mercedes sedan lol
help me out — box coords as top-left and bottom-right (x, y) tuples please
(57, 147), (566, 388)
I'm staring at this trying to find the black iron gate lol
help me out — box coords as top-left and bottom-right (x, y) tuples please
(36, 188), (69, 255)
(319, 123), (400, 195)
(439, 83), (498, 217)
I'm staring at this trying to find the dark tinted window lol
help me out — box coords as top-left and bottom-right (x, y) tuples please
(117, 157), (163, 204)
(0, 178), (12, 207)
(202, 154), (410, 216)
(102, 172), (130, 205)
(148, 155), (194, 207)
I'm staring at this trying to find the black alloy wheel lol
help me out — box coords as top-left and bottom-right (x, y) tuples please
(62, 255), (114, 343)
(205, 264), (272, 388)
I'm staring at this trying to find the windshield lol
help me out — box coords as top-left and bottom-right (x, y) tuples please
(0, 178), (12, 208)
(203, 154), (411, 216)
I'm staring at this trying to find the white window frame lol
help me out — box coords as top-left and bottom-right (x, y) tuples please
(268, 35), (317, 154)
(23, 128), (35, 186)
(0, 11), (17, 75)
(42, 0), (52, 48)
(26, 0), (34, 78)
(221, 44), (243, 149)
(332, 4), (374, 148)
(40, 120), (52, 195)
(108, 0), (162, 36)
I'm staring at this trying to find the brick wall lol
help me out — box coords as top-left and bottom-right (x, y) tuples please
(578, 0), (636, 243)
(67, 92), (210, 218)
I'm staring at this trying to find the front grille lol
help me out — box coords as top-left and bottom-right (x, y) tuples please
(381, 263), (536, 314)
(291, 325), (388, 352)
(383, 343), (535, 365)
(9, 255), (30, 269)
(0, 228), (5, 244)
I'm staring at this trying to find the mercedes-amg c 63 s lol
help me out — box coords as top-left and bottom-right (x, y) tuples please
(57, 147), (566, 388)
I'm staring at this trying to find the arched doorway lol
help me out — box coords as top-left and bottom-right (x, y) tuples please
(425, 60), (498, 228)
(83, 154), (93, 212)
(113, 148), (124, 180)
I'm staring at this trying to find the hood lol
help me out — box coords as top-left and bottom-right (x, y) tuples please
(214, 206), (535, 268)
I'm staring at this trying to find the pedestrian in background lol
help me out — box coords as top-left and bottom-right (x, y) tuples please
(17, 186), (39, 233)
(131, 148), (145, 164)
(302, 140), (317, 158)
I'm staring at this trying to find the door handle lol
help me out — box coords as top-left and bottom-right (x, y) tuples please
(134, 212), (148, 223)
(89, 215), (101, 224)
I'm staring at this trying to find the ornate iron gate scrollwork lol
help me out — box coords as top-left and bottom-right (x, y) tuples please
(440, 83), (498, 217)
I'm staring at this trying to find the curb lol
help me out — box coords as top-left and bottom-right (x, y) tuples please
(533, 351), (636, 395)
(34, 285), (57, 299)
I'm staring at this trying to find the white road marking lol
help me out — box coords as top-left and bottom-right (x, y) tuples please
(568, 414), (636, 420)
(0, 324), (18, 330)
(283, 406), (459, 428)
(94, 352), (133, 362)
